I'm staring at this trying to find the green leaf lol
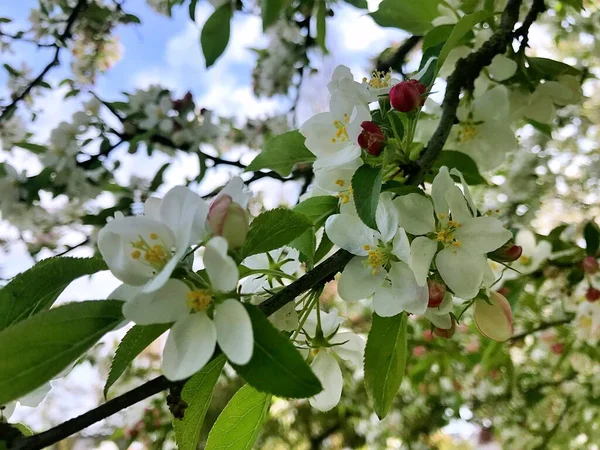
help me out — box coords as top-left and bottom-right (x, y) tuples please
(342, 0), (368, 8)
(231, 305), (322, 398)
(293, 196), (339, 229)
(289, 228), (316, 267)
(0, 300), (124, 404)
(584, 221), (600, 256)
(201, 3), (232, 68)
(242, 208), (313, 258)
(174, 355), (226, 450)
(189, 0), (198, 21)
(370, 0), (440, 35)
(364, 312), (408, 419)
(205, 384), (271, 450)
(422, 24), (454, 51)
(261, 0), (287, 30)
(246, 130), (315, 177)
(316, 0), (327, 52)
(527, 57), (580, 80)
(104, 324), (170, 398)
(13, 141), (47, 154)
(437, 10), (493, 73)
(314, 232), (334, 263)
(352, 165), (383, 230)
(428, 151), (487, 185)
(150, 163), (170, 192)
(381, 182), (425, 196)
(0, 257), (108, 332)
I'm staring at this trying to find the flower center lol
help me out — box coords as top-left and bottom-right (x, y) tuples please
(363, 244), (391, 275)
(337, 186), (353, 204)
(519, 255), (532, 266)
(331, 114), (350, 143)
(363, 69), (393, 89)
(458, 123), (477, 143)
(131, 233), (171, 271)
(186, 290), (213, 312)
(579, 315), (592, 330)
(436, 220), (462, 250)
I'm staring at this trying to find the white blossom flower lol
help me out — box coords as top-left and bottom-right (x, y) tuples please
(313, 156), (362, 205)
(424, 292), (454, 329)
(325, 193), (428, 316)
(503, 229), (552, 280)
(574, 301), (600, 345)
(300, 93), (371, 167)
(327, 65), (372, 106)
(121, 236), (252, 380)
(394, 167), (512, 299)
(98, 186), (209, 293)
(303, 309), (364, 411)
(140, 95), (174, 134)
(0, 115), (27, 151)
(450, 84), (517, 170)
(488, 55), (518, 82)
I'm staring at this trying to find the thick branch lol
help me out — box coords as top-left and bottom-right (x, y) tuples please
(514, 0), (547, 51)
(408, 0), (524, 185)
(376, 35), (422, 77)
(0, 0), (87, 123)
(12, 249), (352, 450)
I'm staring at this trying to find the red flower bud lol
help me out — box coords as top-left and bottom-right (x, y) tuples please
(357, 121), (386, 156)
(551, 342), (564, 354)
(434, 317), (456, 339)
(408, 79), (427, 105)
(489, 242), (523, 262)
(427, 279), (446, 308)
(586, 287), (600, 302)
(496, 287), (510, 297)
(583, 256), (599, 274)
(208, 194), (249, 249)
(389, 81), (422, 113)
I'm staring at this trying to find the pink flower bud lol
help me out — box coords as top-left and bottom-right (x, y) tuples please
(412, 345), (427, 357)
(389, 81), (422, 113)
(434, 317), (456, 339)
(551, 342), (564, 355)
(586, 287), (600, 302)
(357, 121), (386, 156)
(489, 242), (523, 262)
(474, 292), (514, 342)
(583, 256), (599, 274)
(208, 194), (249, 249)
(423, 329), (434, 341)
(427, 279), (446, 308)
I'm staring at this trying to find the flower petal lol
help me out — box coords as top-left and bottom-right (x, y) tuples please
(218, 176), (251, 208)
(389, 262), (429, 315)
(309, 351), (343, 412)
(455, 217), (512, 254)
(162, 312), (217, 380)
(436, 248), (485, 299)
(329, 332), (365, 367)
(445, 186), (472, 223)
(214, 299), (253, 365)
(425, 310), (452, 329)
(393, 194), (435, 235)
(410, 237), (437, 286)
(474, 292), (513, 341)
(204, 236), (239, 292)
(431, 167), (455, 218)
(376, 192), (399, 243)
(325, 214), (375, 256)
(160, 186), (210, 246)
(123, 279), (190, 325)
(338, 256), (386, 301)
(392, 228), (411, 264)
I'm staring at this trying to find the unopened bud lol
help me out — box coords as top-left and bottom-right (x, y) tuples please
(427, 279), (446, 308)
(489, 242), (523, 262)
(496, 287), (510, 297)
(433, 317), (456, 339)
(408, 79), (427, 105)
(389, 80), (422, 113)
(423, 329), (434, 341)
(357, 121), (386, 156)
(583, 256), (599, 274)
(586, 287), (600, 302)
(208, 194), (249, 249)
(474, 292), (514, 342)
(412, 345), (426, 357)
(551, 342), (564, 355)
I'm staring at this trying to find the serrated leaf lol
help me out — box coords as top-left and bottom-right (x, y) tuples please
(205, 384), (271, 450)
(370, 0), (440, 35)
(242, 208), (313, 258)
(0, 300), (124, 404)
(584, 221), (600, 256)
(289, 228), (316, 267)
(427, 151), (487, 185)
(201, 3), (232, 68)
(352, 165), (383, 230)
(293, 196), (339, 229)
(246, 130), (315, 177)
(261, 0), (287, 30)
(174, 355), (226, 450)
(231, 305), (322, 398)
(364, 312), (408, 419)
(0, 257), (108, 332)
(104, 324), (170, 398)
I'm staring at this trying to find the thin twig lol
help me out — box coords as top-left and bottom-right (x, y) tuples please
(509, 317), (572, 343)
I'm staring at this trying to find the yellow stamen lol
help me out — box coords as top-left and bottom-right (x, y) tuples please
(144, 245), (169, 264)
(150, 233), (158, 240)
(458, 123), (477, 143)
(335, 179), (345, 187)
(519, 255), (532, 265)
(366, 69), (393, 89)
(131, 250), (141, 260)
(363, 245), (370, 251)
(438, 213), (446, 219)
(332, 119), (349, 143)
(186, 290), (213, 312)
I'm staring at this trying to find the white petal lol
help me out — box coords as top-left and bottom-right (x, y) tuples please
(314, 158), (362, 192)
(488, 55), (517, 82)
(455, 217), (512, 254)
(338, 256), (386, 301)
(108, 283), (140, 302)
(449, 168), (477, 215)
(431, 167), (455, 218)
(98, 216), (176, 286)
(425, 310), (452, 329)
(389, 262), (429, 315)
(410, 237), (437, 286)
(123, 279), (190, 325)
(309, 351), (343, 412)
(141, 255), (181, 294)
(160, 186), (210, 246)
(392, 228), (411, 264)
(214, 299), (253, 365)
(162, 313), (217, 381)
(2, 401), (16, 419)
(329, 332), (365, 367)
(515, 229), (537, 253)
(325, 214), (375, 256)
(204, 237), (238, 292)
(473, 85), (509, 122)
(436, 248), (485, 299)
(218, 176), (252, 208)
(446, 186), (472, 223)
(144, 197), (162, 220)
(376, 192), (399, 243)
(393, 194), (435, 235)
(313, 145), (362, 168)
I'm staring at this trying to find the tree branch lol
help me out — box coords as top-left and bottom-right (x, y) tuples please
(514, 0), (547, 52)
(408, 0), (525, 185)
(376, 35), (422, 78)
(0, 0), (88, 123)
(509, 317), (572, 343)
(12, 249), (352, 450)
